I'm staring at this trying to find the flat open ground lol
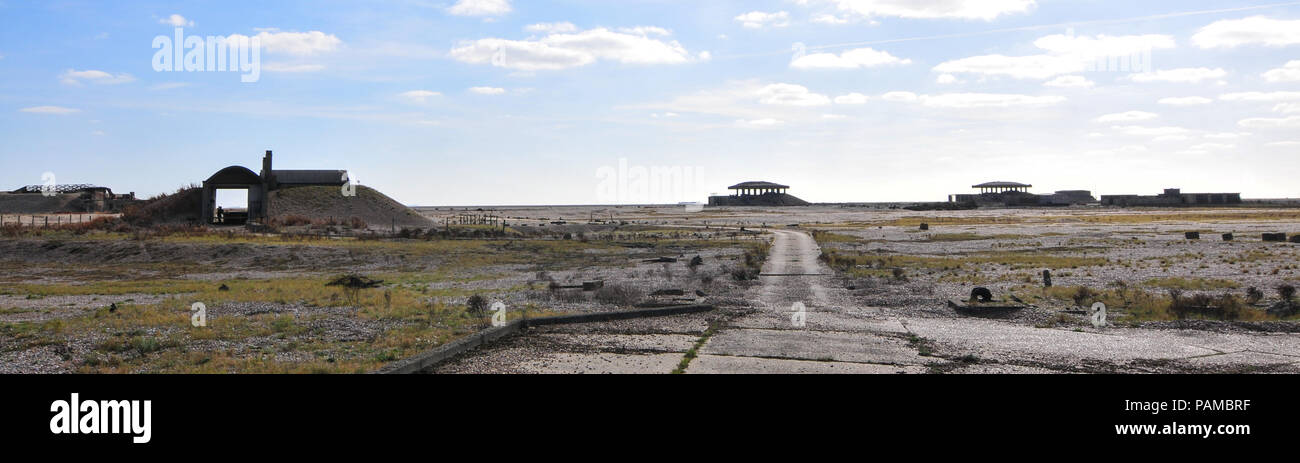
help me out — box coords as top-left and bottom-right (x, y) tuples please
(3, 205), (1300, 373)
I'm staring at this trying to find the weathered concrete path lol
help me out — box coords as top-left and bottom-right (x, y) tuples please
(436, 229), (1300, 373)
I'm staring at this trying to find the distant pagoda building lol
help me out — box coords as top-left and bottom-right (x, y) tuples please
(708, 181), (809, 206)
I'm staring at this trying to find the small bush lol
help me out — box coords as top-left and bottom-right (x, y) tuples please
(594, 284), (643, 306)
(1279, 285), (1296, 302)
(466, 294), (488, 316)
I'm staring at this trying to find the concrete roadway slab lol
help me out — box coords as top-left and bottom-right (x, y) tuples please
(700, 328), (927, 365)
(530, 333), (698, 353)
(902, 317), (1221, 364)
(515, 352), (684, 374)
(687, 355), (925, 374)
(728, 310), (906, 334)
(1184, 351), (1300, 367)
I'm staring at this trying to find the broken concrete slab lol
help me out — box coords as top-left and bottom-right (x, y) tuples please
(687, 355), (925, 374)
(700, 328), (927, 365)
(515, 352), (684, 374)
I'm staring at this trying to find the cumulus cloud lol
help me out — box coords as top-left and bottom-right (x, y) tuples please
(881, 91), (918, 102)
(1158, 96), (1213, 106)
(59, 69), (135, 85)
(734, 11), (790, 29)
(399, 90), (442, 103)
(1263, 60), (1300, 83)
(450, 27), (697, 70)
(936, 73), (960, 84)
(1219, 91), (1300, 102)
(790, 47), (910, 70)
(817, 0), (1036, 20)
(1043, 75), (1093, 88)
(159, 14), (193, 27)
(756, 83), (831, 106)
(833, 93), (870, 104)
(1238, 115), (1300, 128)
(448, 0), (512, 17)
(227, 30), (342, 55)
(1274, 103), (1300, 114)
(917, 93), (1065, 108)
(934, 33), (1174, 79)
(1192, 16), (1300, 48)
(469, 86), (506, 95)
(735, 118), (784, 128)
(1129, 67), (1226, 84)
(1095, 111), (1158, 123)
(19, 106), (80, 115)
(1110, 125), (1190, 137)
(526, 22), (578, 34)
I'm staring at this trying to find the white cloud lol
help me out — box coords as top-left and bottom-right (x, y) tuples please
(227, 30), (341, 56)
(1263, 60), (1300, 83)
(263, 63), (325, 72)
(1158, 96), (1213, 106)
(918, 93), (1065, 108)
(1110, 125), (1190, 137)
(881, 91), (918, 102)
(756, 83), (831, 106)
(450, 27), (695, 71)
(790, 47), (910, 70)
(448, 0), (512, 17)
(1265, 141), (1300, 147)
(1238, 115), (1300, 128)
(1086, 145), (1148, 156)
(833, 93), (870, 104)
(619, 26), (672, 37)
(1219, 91), (1300, 102)
(811, 14), (851, 25)
(1204, 132), (1249, 139)
(736, 118), (784, 128)
(470, 86), (506, 95)
(59, 69), (135, 86)
(1192, 16), (1300, 49)
(19, 106), (80, 115)
(526, 22), (578, 34)
(821, 0), (1036, 20)
(1095, 111), (1158, 123)
(934, 33), (1174, 79)
(159, 14), (193, 27)
(399, 90), (442, 103)
(1129, 67), (1226, 84)
(1274, 103), (1300, 114)
(1043, 75), (1093, 88)
(1188, 143), (1234, 151)
(735, 11), (790, 29)
(936, 73), (960, 84)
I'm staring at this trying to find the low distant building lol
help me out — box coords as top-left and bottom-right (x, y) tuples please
(1100, 188), (1242, 207)
(948, 181), (1095, 207)
(6, 184), (136, 212)
(708, 181), (809, 206)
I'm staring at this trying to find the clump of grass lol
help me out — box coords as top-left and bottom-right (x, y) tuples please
(1143, 277), (1240, 291)
(593, 284), (643, 306)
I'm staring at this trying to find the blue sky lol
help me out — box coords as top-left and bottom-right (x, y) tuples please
(3, 0), (1300, 206)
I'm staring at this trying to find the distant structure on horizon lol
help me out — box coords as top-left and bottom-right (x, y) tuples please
(201, 150), (349, 225)
(1100, 188), (1242, 207)
(708, 181), (810, 206)
(2, 184), (136, 213)
(948, 181), (1095, 207)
